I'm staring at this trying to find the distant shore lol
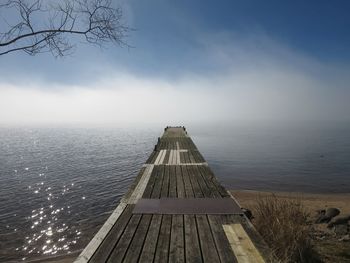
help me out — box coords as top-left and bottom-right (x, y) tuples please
(33, 190), (350, 263)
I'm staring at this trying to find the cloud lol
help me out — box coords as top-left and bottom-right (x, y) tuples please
(0, 33), (349, 125)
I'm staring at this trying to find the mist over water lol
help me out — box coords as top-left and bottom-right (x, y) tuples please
(0, 122), (349, 261)
(191, 121), (350, 193)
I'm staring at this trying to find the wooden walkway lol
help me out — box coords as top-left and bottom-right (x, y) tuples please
(75, 127), (272, 263)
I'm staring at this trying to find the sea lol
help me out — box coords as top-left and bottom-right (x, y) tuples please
(0, 122), (349, 262)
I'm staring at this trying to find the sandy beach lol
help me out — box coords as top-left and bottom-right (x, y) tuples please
(230, 190), (350, 215)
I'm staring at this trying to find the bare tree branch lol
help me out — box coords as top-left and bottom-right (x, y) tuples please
(0, 0), (130, 57)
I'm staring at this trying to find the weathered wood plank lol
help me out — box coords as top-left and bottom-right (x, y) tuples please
(161, 165), (170, 198)
(168, 165), (177, 198)
(142, 167), (157, 198)
(175, 165), (185, 198)
(128, 165), (154, 204)
(138, 215), (162, 263)
(193, 166), (212, 198)
(184, 215), (202, 263)
(107, 214), (142, 263)
(154, 215), (171, 263)
(123, 215), (152, 263)
(188, 150), (196, 163)
(199, 166), (229, 198)
(208, 215), (238, 263)
(164, 150), (170, 165)
(187, 166), (204, 198)
(89, 205), (133, 263)
(182, 166), (194, 198)
(151, 165), (164, 199)
(169, 215), (185, 263)
(223, 223), (265, 263)
(197, 166), (222, 198)
(196, 215), (220, 263)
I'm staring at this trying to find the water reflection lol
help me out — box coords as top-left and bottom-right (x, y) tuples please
(0, 127), (157, 262)
(19, 182), (82, 258)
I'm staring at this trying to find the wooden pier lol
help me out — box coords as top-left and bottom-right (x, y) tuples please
(75, 127), (271, 263)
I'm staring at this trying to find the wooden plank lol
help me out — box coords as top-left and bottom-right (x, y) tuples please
(168, 165), (177, 198)
(197, 166), (221, 198)
(192, 166), (212, 198)
(154, 215), (171, 263)
(200, 166), (229, 198)
(164, 150), (170, 165)
(151, 165), (164, 199)
(176, 149), (181, 164)
(188, 151), (196, 163)
(123, 215), (152, 263)
(169, 150), (174, 165)
(187, 166), (204, 198)
(196, 215), (220, 263)
(142, 167), (157, 198)
(146, 151), (156, 164)
(88, 204), (133, 263)
(139, 215), (162, 262)
(185, 150), (191, 162)
(107, 214), (142, 263)
(161, 165), (170, 198)
(181, 166), (194, 198)
(227, 214), (273, 262)
(180, 151), (184, 164)
(169, 215), (185, 263)
(128, 164), (154, 204)
(222, 224), (265, 263)
(160, 150), (167, 164)
(184, 215), (202, 263)
(208, 215), (237, 263)
(175, 165), (185, 198)
(154, 150), (163, 165)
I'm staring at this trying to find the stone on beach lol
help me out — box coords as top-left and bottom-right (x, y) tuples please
(315, 207), (340, 223)
(327, 214), (350, 228)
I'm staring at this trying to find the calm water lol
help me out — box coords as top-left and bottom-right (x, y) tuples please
(0, 122), (349, 262)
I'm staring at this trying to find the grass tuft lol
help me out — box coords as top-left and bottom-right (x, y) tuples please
(253, 194), (321, 263)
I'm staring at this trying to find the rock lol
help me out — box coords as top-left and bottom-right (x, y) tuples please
(338, 234), (350, 242)
(316, 209), (325, 215)
(242, 208), (253, 220)
(327, 214), (350, 228)
(333, 224), (349, 236)
(315, 208), (340, 223)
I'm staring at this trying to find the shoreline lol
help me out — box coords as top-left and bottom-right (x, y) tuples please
(230, 190), (350, 215)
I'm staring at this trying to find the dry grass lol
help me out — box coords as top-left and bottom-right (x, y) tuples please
(253, 194), (321, 263)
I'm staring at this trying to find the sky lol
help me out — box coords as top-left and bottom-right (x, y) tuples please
(0, 0), (350, 125)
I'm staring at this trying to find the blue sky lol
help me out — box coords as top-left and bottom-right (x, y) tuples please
(0, 0), (349, 124)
